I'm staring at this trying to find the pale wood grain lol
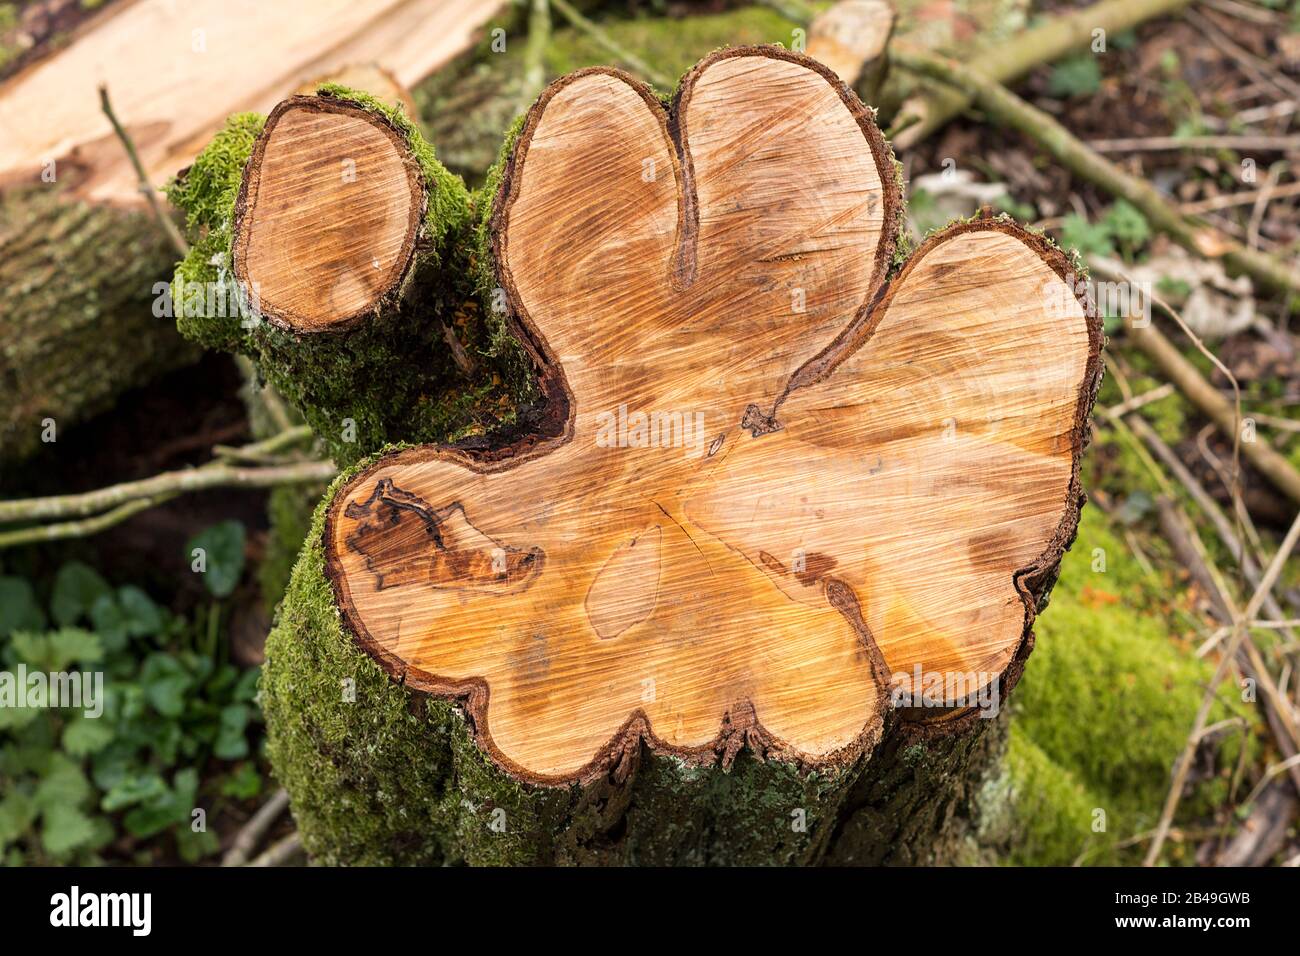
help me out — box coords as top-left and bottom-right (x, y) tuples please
(314, 50), (1099, 784)
(0, 0), (503, 203)
(234, 99), (424, 332)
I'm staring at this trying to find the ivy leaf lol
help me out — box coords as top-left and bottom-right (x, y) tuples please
(214, 703), (250, 760)
(1060, 214), (1115, 260)
(40, 804), (97, 857)
(220, 762), (263, 801)
(176, 825), (220, 863)
(0, 696), (41, 730)
(101, 773), (167, 812)
(10, 628), (102, 671)
(63, 715), (115, 757)
(33, 754), (92, 810)
(233, 666), (261, 704)
(45, 629), (103, 671)
(123, 768), (198, 838)
(50, 562), (111, 627)
(0, 792), (38, 848)
(186, 521), (247, 598)
(0, 577), (46, 636)
(1048, 55), (1102, 98)
(1104, 199), (1151, 253)
(117, 586), (165, 636)
(140, 654), (192, 718)
(89, 594), (128, 653)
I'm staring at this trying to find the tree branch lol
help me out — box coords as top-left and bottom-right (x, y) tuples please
(891, 46), (1300, 300)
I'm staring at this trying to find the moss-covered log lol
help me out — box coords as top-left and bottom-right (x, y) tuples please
(0, 185), (199, 468)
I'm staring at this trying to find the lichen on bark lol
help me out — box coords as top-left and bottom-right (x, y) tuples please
(0, 185), (199, 466)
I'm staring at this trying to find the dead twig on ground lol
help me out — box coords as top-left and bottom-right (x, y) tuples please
(1144, 508), (1300, 865)
(223, 789), (291, 867)
(247, 831), (304, 868)
(887, 0), (1199, 147)
(0, 425), (335, 548)
(1088, 135), (1300, 152)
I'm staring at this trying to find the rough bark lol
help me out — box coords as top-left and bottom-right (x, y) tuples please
(0, 185), (198, 469)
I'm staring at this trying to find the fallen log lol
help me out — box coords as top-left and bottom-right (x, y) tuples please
(249, 48), (1102, 864)
(0, 185), (197, 470)
(0, 0), (507, 204)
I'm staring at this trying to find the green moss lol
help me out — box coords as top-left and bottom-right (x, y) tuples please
(257, 484), (322, 614)
(165, 113), (264, 232)
(1005, 505), (1258, 865)
(165, 113), (265, 353)
(1001, 732), (1108, 866)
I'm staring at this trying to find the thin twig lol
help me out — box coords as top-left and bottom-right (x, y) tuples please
(235, 356), (293, 434)
(1126, 320), (1300, 506)
(98, 84), (188, 258)
(247, 831), (304, 868)
(1205, 0), (1281, 25)
(213, 424), (315, 462)
(1151, 496), (1300, 797)
(223, 789), (290, 867)
(1103, 383), (1175, 417)
(1186, 7), (1300, 102)
(1122, 413), (1300, 650)
(890, 47), (1300, 300)
(888, 0), (1198, 149)
(0, 494), (180, 549)
(1145, 508), (1300, 865)
(0, 458), (336, 526)
(1246, 163), (1282, 251)
(1088, 135), (1300, 152)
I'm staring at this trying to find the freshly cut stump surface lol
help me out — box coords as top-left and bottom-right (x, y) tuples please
(233, 97), (425, 332)
(305, 49), (1099, 784)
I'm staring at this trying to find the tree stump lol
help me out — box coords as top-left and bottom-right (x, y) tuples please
(252, 47), (1101, 865)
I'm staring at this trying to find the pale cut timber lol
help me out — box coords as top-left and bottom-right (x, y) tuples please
(321, 48), (1102, 785)
(232, 97), (425, 333)
(0, 0), (505, 204)
(294, 64), (418, 117)
(805, 0), (895, 89)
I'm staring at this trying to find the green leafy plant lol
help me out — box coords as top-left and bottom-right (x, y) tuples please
(1047, 54), (1102, 99)
(0, 561), (264, 865)
(187, 520), (248, 598)
(1060, 201), (1152, 263)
